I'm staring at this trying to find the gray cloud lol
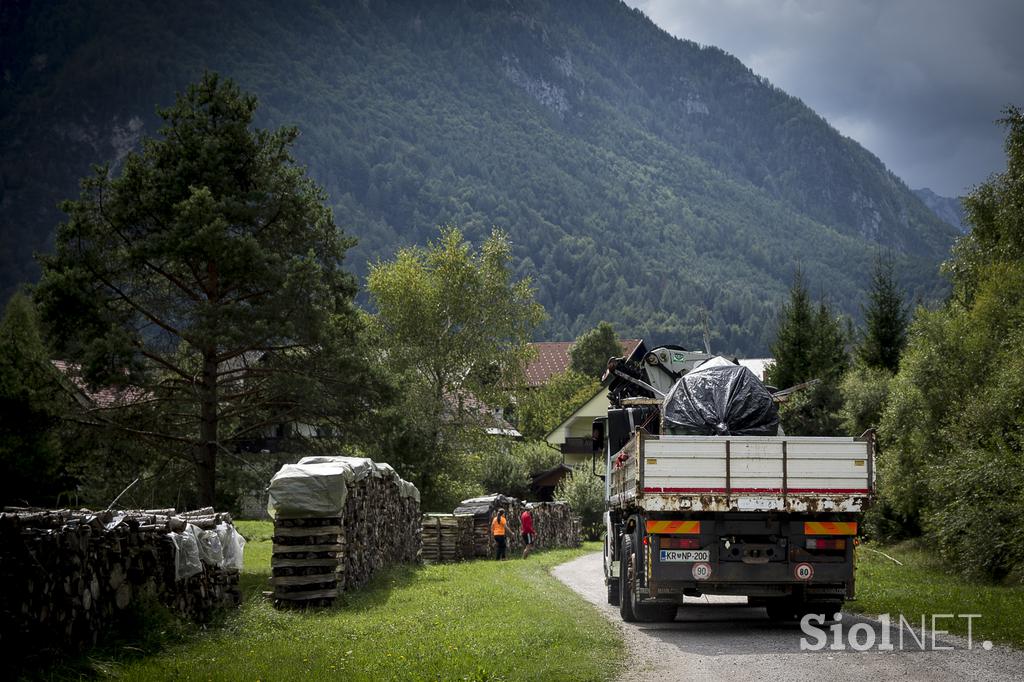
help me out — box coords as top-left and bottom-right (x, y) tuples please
(625, 0), (1024, 197)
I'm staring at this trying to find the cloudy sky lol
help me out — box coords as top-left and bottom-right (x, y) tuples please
(625, 0), (1024, 197)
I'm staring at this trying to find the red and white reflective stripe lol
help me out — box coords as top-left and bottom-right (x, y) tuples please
(804, 521), (858, 535)
(645, 520), (701, 534)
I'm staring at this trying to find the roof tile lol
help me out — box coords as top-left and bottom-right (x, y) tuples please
(525, 339), (641, 387)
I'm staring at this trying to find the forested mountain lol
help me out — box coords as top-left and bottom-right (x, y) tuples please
(0, 0), (957, 354)
(913, 188), (968, 233)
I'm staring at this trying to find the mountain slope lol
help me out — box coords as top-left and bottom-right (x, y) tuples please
(0, 0), (957, 354)
(913, 188), (968, 233)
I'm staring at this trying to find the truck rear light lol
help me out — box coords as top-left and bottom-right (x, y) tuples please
(806, 538), (846, 550)
(660, 537), (701, 549)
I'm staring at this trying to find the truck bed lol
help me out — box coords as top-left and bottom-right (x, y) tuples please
(608, 433), (873, 513)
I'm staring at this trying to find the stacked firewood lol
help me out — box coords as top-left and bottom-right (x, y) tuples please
(526, 502), (582, 551)
(337, 473), (420, 590)
(444, 495), (581, 559)
(270, 458), (420, 607)
(420, 513), (475, 562)
(271, 517), (343, 607)
(454, 494), (524, 557)
(0, 506), (242, 660)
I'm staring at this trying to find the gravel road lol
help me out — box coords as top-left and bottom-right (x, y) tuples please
(552, 552), (1024, 681)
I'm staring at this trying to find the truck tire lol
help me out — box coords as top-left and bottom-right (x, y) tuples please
(618, 532), (634, 618)
(607, 578), (620, 606)
(605, 536), (620, 605)
(619, 533), (678, 622)
(807, 601), (843, 623)
(619, 535), (638, 622)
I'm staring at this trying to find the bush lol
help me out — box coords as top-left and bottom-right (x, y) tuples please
(555, 468), (604, 540)
(478, 445), (530, 499)
(778, 380), (844, 436)
(839, 363), (893, 436)
(478, 441), (562, 501)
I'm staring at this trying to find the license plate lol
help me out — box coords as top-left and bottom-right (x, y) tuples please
(659, 549), (710, 562)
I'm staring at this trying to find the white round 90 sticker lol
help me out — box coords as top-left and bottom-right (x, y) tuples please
(794, 562), (814, 580)
(691, 562), (712, 581)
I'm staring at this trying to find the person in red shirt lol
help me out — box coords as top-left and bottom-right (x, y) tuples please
(520, 508), (535, 558)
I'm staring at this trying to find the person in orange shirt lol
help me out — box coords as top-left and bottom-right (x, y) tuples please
(491, 509), (508, 560)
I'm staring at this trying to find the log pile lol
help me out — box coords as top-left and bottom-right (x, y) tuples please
(454, 494), (523, 558)
(420, 513), (475, 563)
(0, 506), (242, 661)
(269, 456), (420, 608)
(272, 517), (344, 608)
(526, 502), (582, 551)
(437, 495), (582, 560)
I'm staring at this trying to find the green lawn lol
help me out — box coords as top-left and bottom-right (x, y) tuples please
(850, 540), (1024, 648)
(47, 526), (1024, 680)
(98, 523), (621, 681)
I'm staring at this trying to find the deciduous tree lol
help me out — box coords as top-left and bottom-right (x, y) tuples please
(515, 370), (599, 442)
(366, 226), (544, 508)
(569, 321), (622, 378)
(879, 107), (1024, 579)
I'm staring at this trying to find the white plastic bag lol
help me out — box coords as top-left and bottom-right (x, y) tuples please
(168, 524), (203, 580)
(194, 526), (224, 567)
(216, 522), (247, 571)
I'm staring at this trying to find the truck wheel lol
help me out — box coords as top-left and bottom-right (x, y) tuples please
(618, 534), (676, 622)
(605, 536), (620, 605)
(618, 535), (638, 622)
(607, 578), (620, 606)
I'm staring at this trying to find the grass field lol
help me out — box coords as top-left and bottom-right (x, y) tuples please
(40, 526), (1024, 679)
(850, 540), (1024, 648)
(91, 522), (622, 681)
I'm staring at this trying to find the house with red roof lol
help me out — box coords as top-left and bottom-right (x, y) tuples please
(524, 339), (642, 388)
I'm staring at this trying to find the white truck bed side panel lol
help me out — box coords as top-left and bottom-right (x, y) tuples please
(609, 434), (873, 512)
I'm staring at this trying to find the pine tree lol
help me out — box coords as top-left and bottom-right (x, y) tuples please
(811, 301), (850, 382)
(0, 292), (68, 506)
(35, 73), (385, 506)
(767, 270), (850, 435)
(858, 256), (909, 373)
(765, 269), (816, 389)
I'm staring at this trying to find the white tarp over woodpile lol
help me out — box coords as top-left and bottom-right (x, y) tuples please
(267, 456), (420, 519)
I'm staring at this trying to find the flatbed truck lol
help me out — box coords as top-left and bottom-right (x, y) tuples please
(596, 345), (873, 622)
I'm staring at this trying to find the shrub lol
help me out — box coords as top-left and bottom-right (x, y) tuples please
(555, 468), (605, 540)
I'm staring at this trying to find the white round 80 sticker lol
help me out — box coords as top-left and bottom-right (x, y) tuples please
(794, 562), (814, 580)
(691, 562), (712, 581)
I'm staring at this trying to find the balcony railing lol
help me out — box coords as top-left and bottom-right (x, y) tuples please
(561, 437), (593, 455)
